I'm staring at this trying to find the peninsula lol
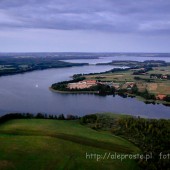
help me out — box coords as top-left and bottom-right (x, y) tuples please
(51, 60), (170, 105)
(0, 56), (88, 77)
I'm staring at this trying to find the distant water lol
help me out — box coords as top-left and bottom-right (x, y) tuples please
(0, 64), (169, 119)
(61, 56), (170, 64)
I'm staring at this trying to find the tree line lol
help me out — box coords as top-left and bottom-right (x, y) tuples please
(0, 113), (79, 124)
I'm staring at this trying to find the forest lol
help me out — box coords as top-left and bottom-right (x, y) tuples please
(81, 114), (170, 170)
(0, 56), (88, 76)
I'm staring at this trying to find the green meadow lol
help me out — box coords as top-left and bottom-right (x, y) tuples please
(0, 119), (140, 170)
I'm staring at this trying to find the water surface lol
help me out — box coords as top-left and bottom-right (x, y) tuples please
(61, 56), (170, 64)
(0, 64), (169, 119)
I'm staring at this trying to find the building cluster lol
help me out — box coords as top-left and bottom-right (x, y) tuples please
(68, 80), (121, 90)
(67, 79), (135, 90)
(150, 74), (169, 80)
(67, 80), (97, 89)
(156, 94), (167, 100)
(121, 82), (135, 90)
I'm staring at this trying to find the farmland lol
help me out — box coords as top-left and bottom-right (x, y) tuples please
(85, 66), (170, 95)
(82, 62), (170, 104)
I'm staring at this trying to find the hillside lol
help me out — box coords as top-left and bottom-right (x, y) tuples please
(0, 119), (139, 170)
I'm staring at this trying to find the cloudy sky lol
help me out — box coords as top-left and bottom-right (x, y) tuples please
(0, 0), (170, 52)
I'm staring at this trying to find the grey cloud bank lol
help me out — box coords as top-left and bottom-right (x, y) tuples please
(0, 0), (170, 52)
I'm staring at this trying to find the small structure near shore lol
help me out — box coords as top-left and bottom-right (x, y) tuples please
(156, 94), (166, 100)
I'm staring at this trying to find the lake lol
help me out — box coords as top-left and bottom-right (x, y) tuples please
(0, 61), (170, 119)
(60, 56), (170, 64)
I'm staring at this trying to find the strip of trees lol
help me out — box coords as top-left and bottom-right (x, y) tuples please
(81, 114), (170, 170)
(0, 113), (79, 124)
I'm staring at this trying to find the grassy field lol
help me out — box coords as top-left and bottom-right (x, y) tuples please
(85, 66), (170, 95)
(0, 119), (140, 170)
(85, 70), (134, 82)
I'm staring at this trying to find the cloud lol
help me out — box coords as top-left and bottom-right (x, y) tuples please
(0, 0), (170, 34)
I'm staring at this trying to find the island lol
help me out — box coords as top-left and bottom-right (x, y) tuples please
(51, 60), (170, 105)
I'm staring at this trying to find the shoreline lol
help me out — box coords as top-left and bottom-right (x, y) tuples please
(49, 87), (99, 94)
(0, 64), (89, 78)
(119, 92), (170, 106)
(50, 87), (170, 106)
